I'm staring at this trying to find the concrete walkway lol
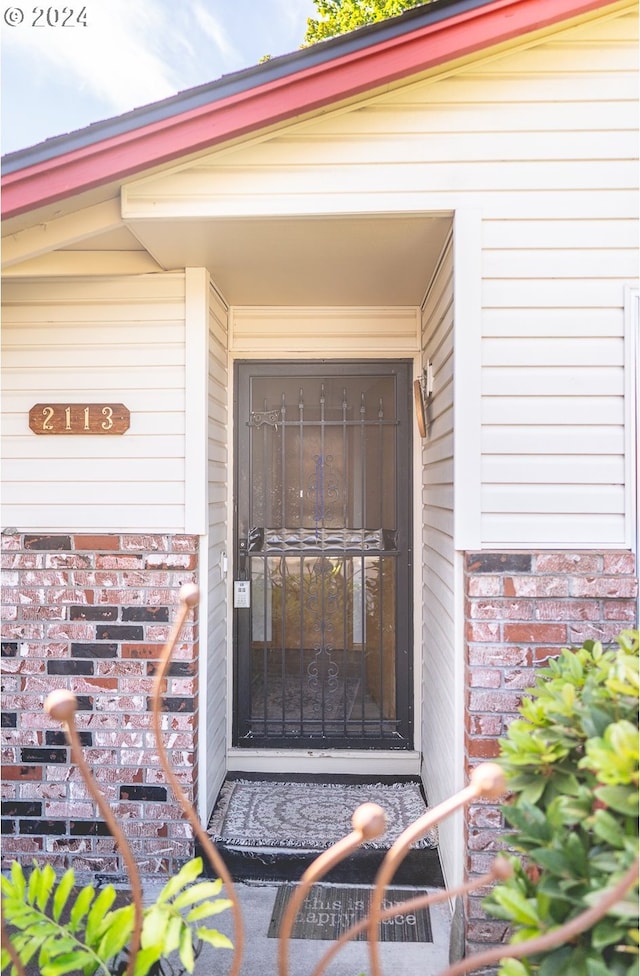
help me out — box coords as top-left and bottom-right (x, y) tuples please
(166, 879), (452, 976)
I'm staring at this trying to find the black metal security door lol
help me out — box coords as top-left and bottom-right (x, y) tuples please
(234, 362), (413, 749)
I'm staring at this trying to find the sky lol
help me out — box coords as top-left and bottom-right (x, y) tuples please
(1, 0), (318, 155)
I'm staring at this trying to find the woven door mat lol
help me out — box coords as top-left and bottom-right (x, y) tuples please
(268, 884), (433, 942)
(208, 779), (437, 849)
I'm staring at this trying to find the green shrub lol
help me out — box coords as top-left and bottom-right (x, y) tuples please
(484, 629), (639, 976)
(1, 856), (232, 976)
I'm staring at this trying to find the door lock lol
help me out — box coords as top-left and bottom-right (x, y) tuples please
(234, 579), (251, 608)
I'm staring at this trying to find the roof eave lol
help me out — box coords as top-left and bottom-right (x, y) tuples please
(1, 0), (618, 219)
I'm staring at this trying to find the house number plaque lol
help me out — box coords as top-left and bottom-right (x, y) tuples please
(29, 403), (130, 435)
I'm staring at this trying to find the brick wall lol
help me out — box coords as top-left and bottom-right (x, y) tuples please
(1, 532), (199, 880)
(463, 550), (638, 955)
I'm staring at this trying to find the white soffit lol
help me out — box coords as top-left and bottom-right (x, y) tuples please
(127, 214), (453, 305)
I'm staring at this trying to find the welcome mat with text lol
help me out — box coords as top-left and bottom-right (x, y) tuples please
(268, 884), (433, 942)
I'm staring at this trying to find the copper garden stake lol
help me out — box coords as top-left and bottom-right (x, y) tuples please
(312, 857), (514, 976)
(1, 921), (25, 976)
(150, 583), (245, 976)
(45, 688), (143, 976)
(367, 762), (507, 976)
(277, 801), (387, 976)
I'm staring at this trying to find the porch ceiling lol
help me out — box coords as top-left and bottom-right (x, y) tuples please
(128, 213), (452, 305)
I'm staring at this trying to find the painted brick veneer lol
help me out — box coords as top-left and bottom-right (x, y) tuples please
(463, 550), (638, 955)
(1, 532), (199, 880)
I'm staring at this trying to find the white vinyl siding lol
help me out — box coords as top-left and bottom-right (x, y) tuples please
(1, 274), (187, 532)
(480, 238), (632, 547)
(420, 237), (459, 887)
(205, 280), (229, 816)
(124, 4), (638, 549)
(229, 307), (420, 355)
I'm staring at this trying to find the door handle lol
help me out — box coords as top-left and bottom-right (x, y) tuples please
(235, 538), (250, 608)
(238, 538), (248, 580)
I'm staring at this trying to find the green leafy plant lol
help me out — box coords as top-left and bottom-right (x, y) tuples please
(484, 629), (639, 976)
(304, 0), (427, 44)
(130, 856), (232, 976)
(1, 856), (232, 976)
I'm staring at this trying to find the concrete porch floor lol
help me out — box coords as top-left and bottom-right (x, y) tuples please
(143, 877), (453, 976)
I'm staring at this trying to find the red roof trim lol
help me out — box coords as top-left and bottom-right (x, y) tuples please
(2, 0), (616, 218)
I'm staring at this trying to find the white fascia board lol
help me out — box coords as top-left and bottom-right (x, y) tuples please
(2, 199), (122, 267)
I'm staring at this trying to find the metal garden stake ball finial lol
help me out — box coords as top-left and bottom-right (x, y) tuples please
(491, 856), (514, 882)
(351, 802), (387, 841)
(179, 582), (199, 607)
(44, 688), (78, 724)
(469, 761), (507, 800)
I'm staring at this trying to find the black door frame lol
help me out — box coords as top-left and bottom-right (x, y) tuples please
(232, 359), (414, 750)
